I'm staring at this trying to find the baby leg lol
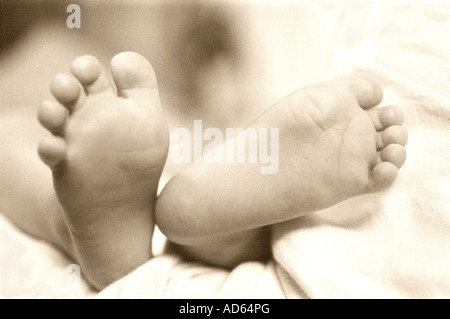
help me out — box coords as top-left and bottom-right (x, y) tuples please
(156, 73), (407, 268)
(37, 52), (169, 289)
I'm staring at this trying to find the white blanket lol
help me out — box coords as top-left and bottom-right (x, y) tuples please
(0, 214), (283, 298)
(273, 1), (450, 298)
(1, 0), (449, 298)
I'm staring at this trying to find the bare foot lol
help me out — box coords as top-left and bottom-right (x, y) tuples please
(38, 52), (169, 289)
(156, 73), (407, 267)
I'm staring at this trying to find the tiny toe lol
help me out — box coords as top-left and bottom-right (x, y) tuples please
(70, 55), (112, 95)
(380, 105), (404, 127)
(339, 72), (384, 109)
(110, 51), (160, 103)
(367, 162), (398, 192)
(381, 144), (407, 169)
(38, 101), (68, 135)
(377, 125), (408, 150)
(51, 73), (82, 109)
(368, 105), (404, 131)
(38, 136), (67, 169)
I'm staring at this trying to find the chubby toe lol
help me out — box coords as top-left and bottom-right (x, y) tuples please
(381, 144), (407, 169)
(110, 51), (159, 102)
(368, 105), (404, 131)
(51, 73), (81, 107)
(38, 136), (67, 169)
(369, 161), (399, 191)
(71, 55), (112, 94)
(38, 101), (68, 134)
(339, 72), (384, 109)
(377, 125), (408, 150)
(379, 105), (404, 128)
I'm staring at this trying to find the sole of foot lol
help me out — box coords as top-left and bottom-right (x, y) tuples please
(38, 52), (169, 289)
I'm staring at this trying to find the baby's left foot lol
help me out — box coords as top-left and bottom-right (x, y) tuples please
(38, 52), (169, 289)
(157, 73), (407, 252)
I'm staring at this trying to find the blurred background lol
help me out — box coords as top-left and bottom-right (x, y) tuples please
(1, 0), (374, 177)
(0, 0), (359, 118)
(0, 0), (407, 254)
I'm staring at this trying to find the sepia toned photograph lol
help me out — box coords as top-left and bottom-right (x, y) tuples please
(0, 0), (449, 301)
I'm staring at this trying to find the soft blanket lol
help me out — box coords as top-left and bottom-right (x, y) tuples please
(273, 1), (450, 298)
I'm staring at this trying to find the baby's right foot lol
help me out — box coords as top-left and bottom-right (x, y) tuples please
(38, 52), (169, 289)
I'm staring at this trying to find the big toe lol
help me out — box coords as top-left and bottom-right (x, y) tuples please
(110, 51), (160, 105)
(338, 72), (384, 109)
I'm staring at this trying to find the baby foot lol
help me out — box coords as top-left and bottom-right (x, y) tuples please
(278, 72), (407, 204)
(157, 73), (407, 243)
(38, 52), (169, 289)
